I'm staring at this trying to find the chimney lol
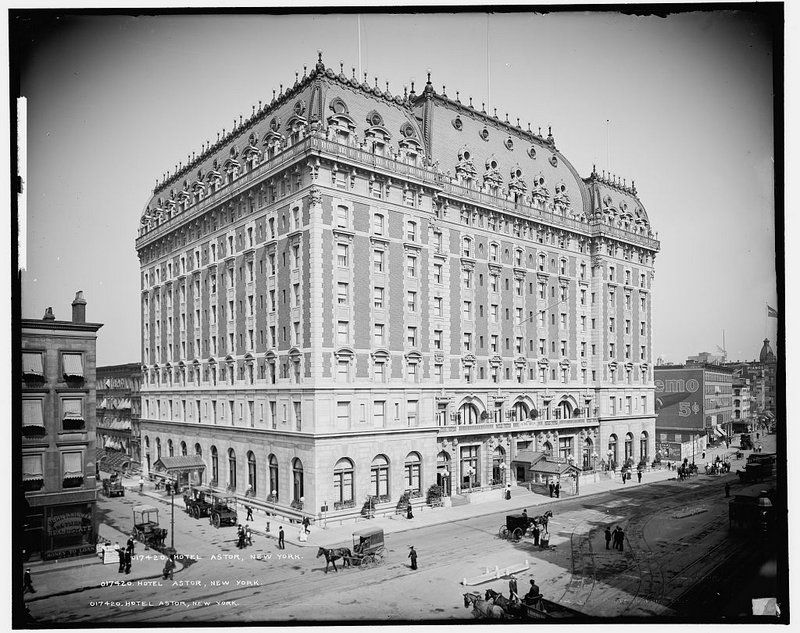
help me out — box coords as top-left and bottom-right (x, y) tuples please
(71, 291), (86, 323)
(43, 307), (55, 321)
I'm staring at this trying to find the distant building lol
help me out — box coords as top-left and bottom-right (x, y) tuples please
(731, 376), (752, 433)
(21, 293), (103, 560)
(687, 350), (726, 365)
(654, 364), (733, 461)
(722, 337), (778, 428)
(96, 363), (143, 473)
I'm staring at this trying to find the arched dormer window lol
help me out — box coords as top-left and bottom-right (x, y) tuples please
(327, 113), (357, 144)
(398, 136), (423, 165)
(262, 131), (284, 160)
(285, 115), (308, 145)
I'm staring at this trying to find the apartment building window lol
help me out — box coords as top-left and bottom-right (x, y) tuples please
(625, 344), (631, 360)
(515, 307), (523, 323)
(407, 362), (418, 382)
(580, 341), (587, 358)
(406, 255), (417, 278)
(433, 330), (443, 350)
(462, 301), (472, 320)
(580, 262), (586, 279)
(373, 287), (384, 309)
(560, 340), (567, 356)
(337, 359), (350, 382)
(337, 243), (349, 267)
(490, 304), (499, 322)
(434, 364), (443, 383)
(559, 259), (567, 275)
(625, 319), (631, 335)
(373, 401), (385, 427)
(462, 270), (472, 289)
(337, 282), (349, 305)
(515, 337), (523, 354)
(514, 278), (522, 296)
(407, 291), (417, 313)
(640, 345), (646, 360)
(625, 396), (632, 415)
(373, 249), (385, 273)
(539, 367), (547, 382)
(462, 333), (472, 351)
(373, 213), (385, 235)
(406, 220), (417, 242)
(293, 322), (301, 346)
(538, 339), (546, 355)
(336, 205), (349, 228)
(490, 275), (499, 292)
(560, 313), (567, 328)
(489, 243), (498, 262)
(463, 366), (472, 383)
(609, 343), (615, 358)
(561, 367), (568, 383)
(580, 315), (587, 332)
(640, 321), (646, 336)
(462, 237), (473, 258)
(433, 296), (443, 317)
(337, 321), (349, 345)
(490, 335), (499, 353)
(407, 327), (417, 347)
(292, 244), (300, 269)
(269, 326), (276, 347)
(336, 401), (350, 428)
(407, 401), (418, 427)
(609, 317), (615, 333)
(640, 295), (646, 311)
(609, 288), (616, 306)
(269, 254), (276, 275)
(610, 396), (617, 416)
(373, 361), (385, 382)
(433, 263), (443, 283)
(538, 254), (546, 271)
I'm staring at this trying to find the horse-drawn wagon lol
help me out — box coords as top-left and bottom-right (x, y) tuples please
(465, 589), (585, 620)
(498, 510), (552, 541)
(183, 485), (213, 519)
(132, 504), (167, 549)
(316, 527), (386, 573)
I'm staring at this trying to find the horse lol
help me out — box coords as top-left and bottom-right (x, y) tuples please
(532, 509), (554, 531)
(316, 547), (352, 574)
(463, 591), (505, 619)
(484, 589), (525, 618)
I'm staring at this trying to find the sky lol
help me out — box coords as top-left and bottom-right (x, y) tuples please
(15, 9), (779, 366)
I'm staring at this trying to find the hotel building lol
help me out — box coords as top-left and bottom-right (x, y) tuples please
(136, 55), (660, 519)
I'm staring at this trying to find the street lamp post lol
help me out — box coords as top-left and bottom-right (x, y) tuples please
(441, 467), (449, 496)
(170, 477), (175, 554)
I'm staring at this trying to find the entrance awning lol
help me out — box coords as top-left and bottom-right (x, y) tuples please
(711, 426), (724, 439)
(512, 450), (546, 465)
(152, 455), (206, 474)
(529, 459), (581, 476)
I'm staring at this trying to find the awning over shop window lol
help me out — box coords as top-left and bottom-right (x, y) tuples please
(63, 354), (84, 378)
(22, 352), (43, 377)
(153, 455), (206, 473)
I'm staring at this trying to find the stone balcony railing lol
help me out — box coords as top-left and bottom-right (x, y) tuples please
(137, 133), (660, 253)
(437, 416), (599, 436)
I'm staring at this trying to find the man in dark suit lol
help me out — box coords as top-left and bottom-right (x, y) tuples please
(408, 546), (418, 570)
(548, 482), (554, 497)
(554, 482), (560, 498)
(523, 579), (541, 604)
(118, 547), (126, 573)
(124, 548), (132, 574)
(617, 526), (625, 552)
(605, 527), (612, 549)
(532, 524), (541, 547)
(278, 526), (285, 549)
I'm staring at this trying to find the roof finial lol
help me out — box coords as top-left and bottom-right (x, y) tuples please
(364, 72), (368, 83)
(340, 61), (344, 74)
(516, 117), (520, 127)
(482, 102), (486, 113)
(456, 90), (460, 102)
(426, 70), (431, 84)
(623, 178), (626, 187)
(239, 114), (243, 126)
(404, 85), (408, 99)
(272, 89), (276, 102)
(295, 71), (299, 84)
(352, 67), (356, 79)
(222, 128), (226, 137)
(374, 76), (378, 88)
(386, 80), (390, 92)
(317, 50), (323, 63)
(469, 96), (473, 108)
(493, 107), (497, 118)
(442, 85), (446, 97)
(592, 163), (596, 175)
(538, 126), (541, 136)
(252, 105), (255, 116)
(303, 65), (307, 78)
(505, 112), (509, 123)
(527, 122), (531, 132)
(279, 83), (283, 96)
(217, 132), (220, 142)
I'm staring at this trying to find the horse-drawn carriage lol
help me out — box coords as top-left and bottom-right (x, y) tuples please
(499, 510), (552, 541)
(102, 472), (125, 497)
(132, 505), (167, 549)
(464, 589), (584, 620)
(316, 527), (386, 573)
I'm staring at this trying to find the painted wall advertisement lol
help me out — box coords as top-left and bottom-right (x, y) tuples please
(655, 369), (704, 431)
(44, 503), (95, 560)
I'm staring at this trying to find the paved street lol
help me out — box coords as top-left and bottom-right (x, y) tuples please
(26, 435), (776, 623)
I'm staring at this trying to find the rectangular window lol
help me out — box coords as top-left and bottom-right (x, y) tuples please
(337, 360), (350, 381)
(462, 333), (472, 351)
(490, 275), (499, 292)
(490, 304), (499, 322)
(374, 401), (385, 426)
(407, 362), (418, 381)
(406, 255), (417, 278)
(407, 291), (417, 312)
(560, 313), (567, 328)
(337, 321), (349, 345)
(374, 323), (385, 346)
(337, 282), (348, 305)
(490, 335), (499, 353)
(336, 205), (349, 228)
(433, 296), (443, 317)
(433, 330), (443, 350)
(406, 221), (417, 242)
(407, 327), (417, 347)
(560, 340), (567, 356)
(462, 301), (472, 320)
(462, 270), (472, 289)
(373, 286), (384, 309)
(337, 243), (349, 267)
(373, 214), (384, 235)
(407, 400), (418, 426)
(62, 353), (84, 379)
(373, 361), (385, 382)
(336, 401), (351, 427)
(433, 263), (443, 283)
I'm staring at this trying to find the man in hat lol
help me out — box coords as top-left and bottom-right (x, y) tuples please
(604, 526), (612, 550)
(523, 579), (541, 604)
(278, 526), (285, 550)
(548, 482), (555, 498)
(554, 481), (560, 498)
(22, 568), (36, 594)
(118, 545), (126, 573)
(532, 523), (541, 547)
(245, 504), (254, 521)
(508, 574), (519, 602)
(408, 545), (418, 570)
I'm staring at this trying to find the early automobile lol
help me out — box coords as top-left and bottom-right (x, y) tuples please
(208, 494), (237, 528)
(183, 485), (213, 519)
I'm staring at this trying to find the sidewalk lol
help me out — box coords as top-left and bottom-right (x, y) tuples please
(24, 522), (186, 602)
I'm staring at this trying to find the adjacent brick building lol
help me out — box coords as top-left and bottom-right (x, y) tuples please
(136, 54), (660, 521)
(96, 362), (142, 473)
(21, 293), (103, 560)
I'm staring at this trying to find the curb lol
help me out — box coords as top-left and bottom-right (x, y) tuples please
(25, 557), (187, 603)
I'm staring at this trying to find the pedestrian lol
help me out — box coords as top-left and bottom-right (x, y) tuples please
(118, 546), (126, 573)
(604, 527), (612, 550)
(278, 526), (285, 549)
(617, 527), (625, 552)
(612, 527), (620, 550)
(622, 470), (627, 484)
(523, 579), (541, 604)
(22, 568), (36, 594)
(138, 476), (144, 494)
(237, 525), (245, 549)
(509, 575), (519, 602)
(245, 524), (253, 546)
(124, 548), (132, 574)
(246, 505), (254, 521)
(637, 470), (642, 484)
(548, 482), (554, 498)
(555, 482), (560, 498)
(162, 555), (175, 580)
(127, 535), (135, 554)
(532, 524), (540, 547)
(408, 545), (418, 570)
(522, 508), (528, 521)
(303, 516), (312, 532)
(725, 482), (731, 498)
(406, 504), (414, 520)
